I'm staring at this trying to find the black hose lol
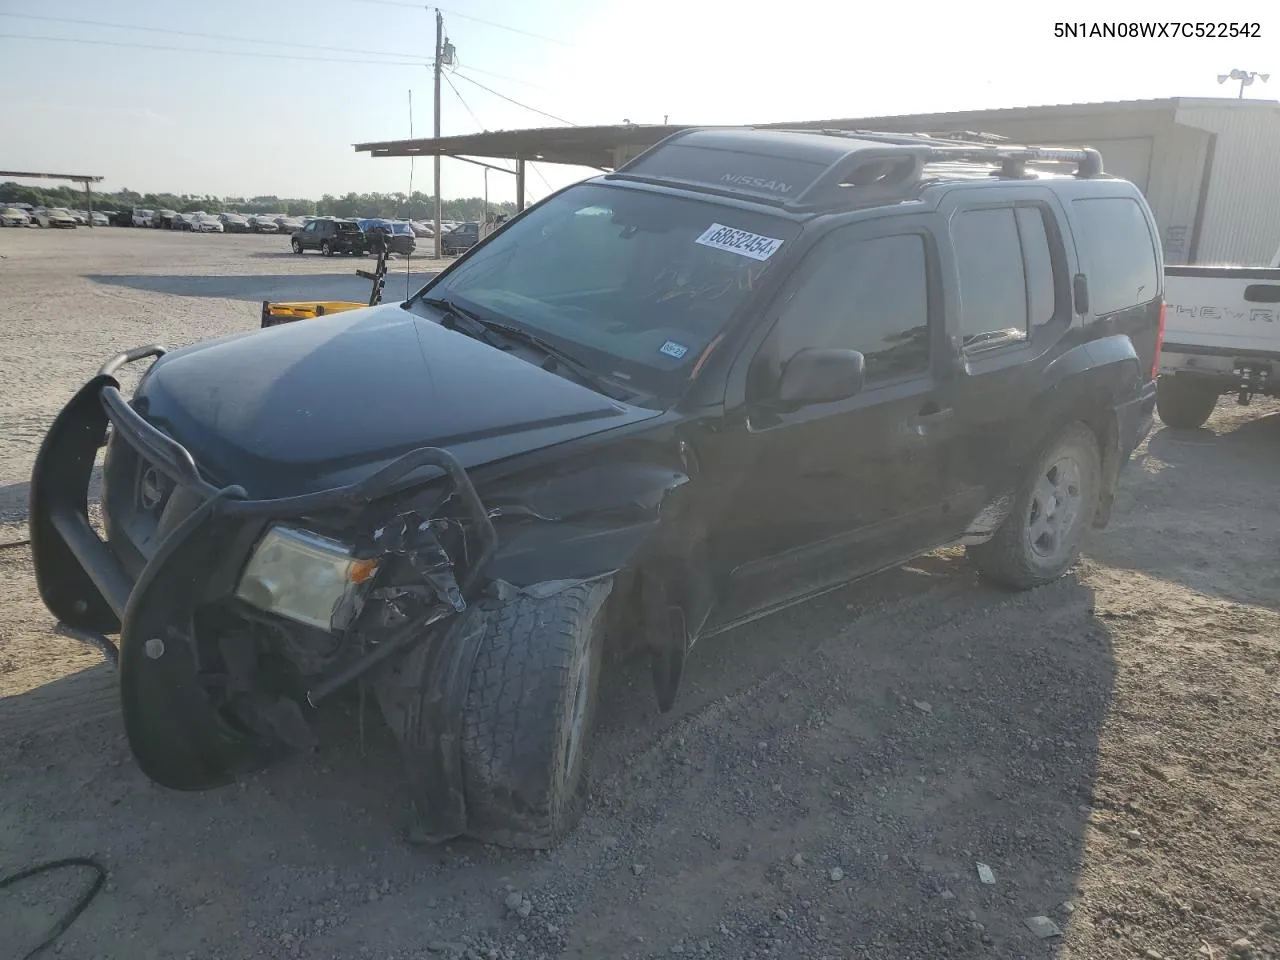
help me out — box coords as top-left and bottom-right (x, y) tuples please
(1, 856), (107, 959)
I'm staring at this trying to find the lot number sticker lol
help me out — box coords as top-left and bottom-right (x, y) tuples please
(695, 223), (784, 261)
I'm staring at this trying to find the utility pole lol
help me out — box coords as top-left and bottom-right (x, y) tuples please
(433, 9), (443, 259)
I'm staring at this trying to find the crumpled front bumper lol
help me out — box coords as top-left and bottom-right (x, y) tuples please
(29, 346), (496, 796)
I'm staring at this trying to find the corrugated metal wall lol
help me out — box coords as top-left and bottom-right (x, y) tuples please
(1175, 103), (1280, 265)
(1144, 124), (1212, 265)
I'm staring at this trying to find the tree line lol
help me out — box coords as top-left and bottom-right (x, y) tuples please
(0, 183), (516, 221)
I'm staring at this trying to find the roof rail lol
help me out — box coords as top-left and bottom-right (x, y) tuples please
(767, 128), (1105, 179)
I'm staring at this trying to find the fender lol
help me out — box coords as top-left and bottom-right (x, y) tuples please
(1013, 334), (1143, 528)
(475, 456), (714, 711)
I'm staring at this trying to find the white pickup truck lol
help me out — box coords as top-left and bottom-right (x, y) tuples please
(1156, 244), (1280, 428)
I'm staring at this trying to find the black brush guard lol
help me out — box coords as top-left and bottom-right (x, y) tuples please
(30, 346), (498, 803)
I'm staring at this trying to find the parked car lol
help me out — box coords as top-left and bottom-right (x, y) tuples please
(1155, 245), (1280, 428)
(67, 210), (88, 225)
(188, 212), (224, 233)
(365, 219), (417, 256)
(275, 216), (304, 233)
(220, 213), (251, 233)
(28, 128), (1160, 850)
(408, 220), (435, 239)
(90, 211), (109, 227)
(1, 207), (32, 226)
(132, 209), (154, 228)
(291, 217), (366, 255)
(33, 207), (79, 228)
(154, 210), (180, 230)
(251, 214), (283, 234)
(441, 221), (479, 255)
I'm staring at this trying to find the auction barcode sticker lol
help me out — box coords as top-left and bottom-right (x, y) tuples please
(695, 223), (784, 261)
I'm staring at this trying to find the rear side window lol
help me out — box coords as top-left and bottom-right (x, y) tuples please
(952, 209), (1027, 344)
(951, 204), (1060, 346)
(1070, 197), (1159, 314)
(774, 232), (931, 383)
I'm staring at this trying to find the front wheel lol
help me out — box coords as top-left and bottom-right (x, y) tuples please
(291, 238), (303, 254)
(1156, 375), (1219, 430)
(966, 422), (1101, 590)
(459, 581), (611, 848)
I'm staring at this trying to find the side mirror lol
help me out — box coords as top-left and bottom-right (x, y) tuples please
(776, 347), (866, 409)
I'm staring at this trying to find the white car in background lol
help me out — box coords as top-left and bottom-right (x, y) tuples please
(189, 212), (224, 233)
(132, 209), (154, 227)
(1, 207), (32, 227)
(90, 211), (109, 226)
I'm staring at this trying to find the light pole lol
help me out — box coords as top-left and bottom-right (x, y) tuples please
(1217, 68), (1270, 98)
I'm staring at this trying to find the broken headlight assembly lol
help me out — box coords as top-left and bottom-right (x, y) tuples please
(235, 525), (378, 631)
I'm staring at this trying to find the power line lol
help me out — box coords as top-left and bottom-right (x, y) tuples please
(443, 72), (487, 131)
(337, 0), (570, 45)
(0, 33), (425, 65)
(450, 70), (576, 126)
(0, 11), (419, 58)
(0, 11), (551, 88)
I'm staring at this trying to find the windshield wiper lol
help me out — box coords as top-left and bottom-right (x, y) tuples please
(421, 297), (631, 401)
(419, 296), (504, 347)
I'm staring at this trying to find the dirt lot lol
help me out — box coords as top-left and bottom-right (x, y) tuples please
(1, 227), (1277, 960)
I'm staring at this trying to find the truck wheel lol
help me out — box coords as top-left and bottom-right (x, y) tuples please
(966, 422), (1101, 590)
(460, 580), (612, 849)
(1156, 376), (1219, 429)
(320, 240), (333, 256)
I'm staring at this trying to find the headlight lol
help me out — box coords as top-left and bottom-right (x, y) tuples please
(235, 525), (377, 631)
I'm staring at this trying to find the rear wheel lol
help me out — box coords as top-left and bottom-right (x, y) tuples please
(966, 422), (1101, 590)
(320, 240), (333, 256)
(1156, 375), (1219, 430)
(459, 581), (611, 848)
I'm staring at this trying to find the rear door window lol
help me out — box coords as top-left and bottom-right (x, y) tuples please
(1070, 197), (1159, 315)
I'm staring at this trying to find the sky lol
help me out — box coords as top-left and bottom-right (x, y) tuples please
(0, 0), (1275, 206)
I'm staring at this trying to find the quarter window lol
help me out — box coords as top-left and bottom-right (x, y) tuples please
(1070, 197), (1159, 315)
(774, 232), (931, 383)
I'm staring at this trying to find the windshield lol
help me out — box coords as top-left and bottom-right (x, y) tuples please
(417, 182), (798, 399)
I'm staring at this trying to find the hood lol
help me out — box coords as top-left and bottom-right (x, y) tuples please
(134, 304), (662, 498)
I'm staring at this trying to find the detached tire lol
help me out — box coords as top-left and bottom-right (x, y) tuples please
(1156, 376), (1219, 429)
(966, 422), (1101, 590)
(461, 580), (611, 849)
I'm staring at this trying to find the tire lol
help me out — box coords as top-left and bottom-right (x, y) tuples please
(1156, 375), (1219, 430)
(459, 580), (612, 848)
(291, 238), (303, 254)
(966, 422), (1101, 590)
(320, 240), (333, 256)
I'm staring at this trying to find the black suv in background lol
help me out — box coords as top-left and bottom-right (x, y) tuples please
(30, 128), (1160, 851)
(290, 218), (366, 255)
(441, 221), (479, 255)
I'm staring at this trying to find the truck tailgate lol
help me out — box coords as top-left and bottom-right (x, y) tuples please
(1164, 266), (1280, 355)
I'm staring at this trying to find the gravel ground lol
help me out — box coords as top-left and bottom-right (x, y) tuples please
(1, 228), (1278, 960)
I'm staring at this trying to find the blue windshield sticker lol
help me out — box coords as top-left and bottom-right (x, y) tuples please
(659, 340), (690, 359)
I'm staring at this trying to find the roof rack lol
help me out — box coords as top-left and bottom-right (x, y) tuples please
(608, 127), (1105, 214)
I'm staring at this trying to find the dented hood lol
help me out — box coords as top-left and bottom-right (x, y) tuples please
(135, 304), (660, 498)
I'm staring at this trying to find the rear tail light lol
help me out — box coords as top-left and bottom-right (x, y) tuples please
(1152, 301), (1166, 380)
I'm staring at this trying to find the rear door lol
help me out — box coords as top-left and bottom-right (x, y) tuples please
(936, 185), (1078, 511)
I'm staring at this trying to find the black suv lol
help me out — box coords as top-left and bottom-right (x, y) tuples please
(291, 218), (366, 255)
(441, 221), (479, 255)
(30, 128), (1160, 849)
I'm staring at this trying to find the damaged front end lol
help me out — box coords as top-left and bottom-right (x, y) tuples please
(30, 346), (497, 799)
